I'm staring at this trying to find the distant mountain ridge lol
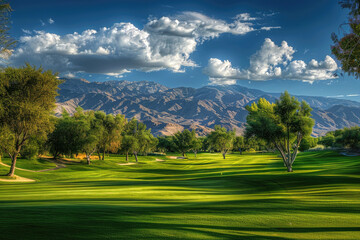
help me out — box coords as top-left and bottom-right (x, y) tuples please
(56, 78), (360, 136)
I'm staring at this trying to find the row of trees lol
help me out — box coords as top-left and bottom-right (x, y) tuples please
(320, 126), (360, 150)
(47, 108), (158, 164)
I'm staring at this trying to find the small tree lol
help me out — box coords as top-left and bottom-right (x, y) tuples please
(233, 136), (245, 154)
(245, 92), (314, 172)
(191, 136), (203, 157)
(207, 125), (235, 159)
(96, 112), (126, 160)
(0, 65), (60, 176)
(172, 129), (196, 157)
(121, 118), (157, 162)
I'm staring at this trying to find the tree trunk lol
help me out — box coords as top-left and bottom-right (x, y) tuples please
(182, 152), (185, 157)
(97, 150), (101, 160)
(239, 148), (242, 155)
(102, 151), (105, 161)
(194, 151), (197, 158)
(287, 165), (293, 172)
(86, 154), (91, 165)
(126, 151), (129, 162)
(222, 152), (226, 159)
(134, 152), (138, 162)
(7, 153), (18, 177)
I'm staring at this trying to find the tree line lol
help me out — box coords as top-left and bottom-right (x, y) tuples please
(0, 65), (317, 176)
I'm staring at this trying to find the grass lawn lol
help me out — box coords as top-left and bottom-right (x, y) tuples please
(0, 151), (359, 239)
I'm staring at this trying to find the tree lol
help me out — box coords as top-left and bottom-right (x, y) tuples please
(233, 136), (245, 154)
(96, 112), (126, 160)
(121, 118), (157, 162)
(299, 136), (318, 152)
(73, 108), (103, 165)
(245, 92), (314, 172)
(207, 125), (235, 159)
(336, 126), (360, 150)
(0, 65), (60, 176)
(157, 136), (176, 153)
(172, 129), (196, 157)
(0, 1), (15, 58)
(320, 132), (336, 148)
(191, 136), (203, 157)
(331, 0), (360, 78)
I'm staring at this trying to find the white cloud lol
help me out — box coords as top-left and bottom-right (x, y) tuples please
(48, 18), (55, 24)
(260, 26), (281, 31)
(22, 29), (31, 35)
(63, 72), (76, 78)
(40, 20), (45, 26)
(204, 38), (338, 85)
(10, 12), (278, 76)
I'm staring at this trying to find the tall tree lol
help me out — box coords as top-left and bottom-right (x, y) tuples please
(0, 65), (60, 176)
(245, 92), (314, 172)
(0, 1), (15, 58)
(331, 0), (360, 78)
(207, 125), (235, 159)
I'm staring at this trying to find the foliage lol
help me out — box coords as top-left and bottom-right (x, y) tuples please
(335, 126), (360, 150)
(0, 0), (15, 58)
(121, 118), (157, 162)
(245, 91), (314, 172)
(331, 0), (360, 78)
(0, 65), (60, 176)
(207, 125), (235, 159)
(95, 111), (126, 160)
(172, 129), (197, 157)
(156, 136), (176, 153)
(299, 136), (318, 152)
(233, 136), (245, 154)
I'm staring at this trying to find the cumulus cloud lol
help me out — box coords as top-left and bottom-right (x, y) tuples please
(204, 38), (338, 85)
(9, 12), (278, 77)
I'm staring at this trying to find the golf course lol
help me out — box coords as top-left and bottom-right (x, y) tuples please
(0, 151), (359, 239)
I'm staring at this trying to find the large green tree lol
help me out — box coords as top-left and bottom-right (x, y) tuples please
(207, 125), (235, 159)
(245, 92), (314, 172)
(0, 65), (60, 176)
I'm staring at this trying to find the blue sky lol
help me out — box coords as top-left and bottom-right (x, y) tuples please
(8, 0), (360, 101)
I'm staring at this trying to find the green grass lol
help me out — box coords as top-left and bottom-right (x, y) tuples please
(1, 157), (57, 171)
(0, 151), (359, 239)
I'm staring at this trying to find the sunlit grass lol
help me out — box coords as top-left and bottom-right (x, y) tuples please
(0, 151), (359, 239)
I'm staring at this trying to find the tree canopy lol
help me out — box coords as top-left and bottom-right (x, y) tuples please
(207, 125), (235, 159)
(245, 91), (314, 172)
(0, 1), (15, 58)
(331, 0), (360, 78)
(0, 65), (60, 176)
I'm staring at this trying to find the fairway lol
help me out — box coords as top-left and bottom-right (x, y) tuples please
(0, 151), (359, 239)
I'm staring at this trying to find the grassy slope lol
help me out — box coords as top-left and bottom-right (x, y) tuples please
(0, 151), (359, 240)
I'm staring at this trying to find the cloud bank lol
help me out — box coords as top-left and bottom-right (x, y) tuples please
(9, 12), (278, 77)
(204, 38), (338, 85)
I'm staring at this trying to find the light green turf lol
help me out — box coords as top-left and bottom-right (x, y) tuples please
(0, 151), (359, 239)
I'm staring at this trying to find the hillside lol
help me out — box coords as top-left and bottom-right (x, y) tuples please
(56, 79), (360, 136)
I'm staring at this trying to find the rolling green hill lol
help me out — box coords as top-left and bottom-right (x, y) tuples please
(0, 151), (359, 239)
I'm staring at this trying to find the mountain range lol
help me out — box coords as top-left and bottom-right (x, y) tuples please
(55, 78), (360, 136)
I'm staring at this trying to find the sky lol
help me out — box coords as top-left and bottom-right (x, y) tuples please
(7, 0), (360, 101)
